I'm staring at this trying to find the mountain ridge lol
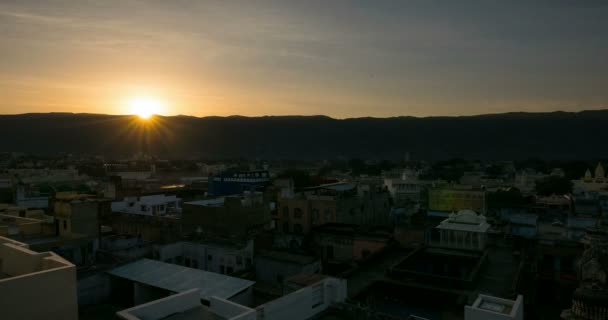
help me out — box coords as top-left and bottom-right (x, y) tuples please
(1, 110), (607, 160)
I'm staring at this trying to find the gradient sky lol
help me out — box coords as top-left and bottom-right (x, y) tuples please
(1, 0), (607, 118)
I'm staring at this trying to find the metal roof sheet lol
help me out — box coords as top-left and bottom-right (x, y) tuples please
(108, 259), (254, 300)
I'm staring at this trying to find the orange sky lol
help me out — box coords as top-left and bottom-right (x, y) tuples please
(1, 1), (607, 118)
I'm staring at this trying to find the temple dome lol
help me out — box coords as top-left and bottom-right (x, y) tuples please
(595, 162), (605, 179)
(448, 209), (486, 224)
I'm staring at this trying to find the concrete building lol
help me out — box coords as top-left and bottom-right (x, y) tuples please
(153, 239), (254, 275)
(53, 192), (109, 239)
(431, 210), (491, 251)
(277, 182), (391, 238)
(117, 276), (347, 320)
(108, 258), (255, 307)
(255, 250), (321, 286)
(0, 236), (78, 320)
(383, 170), (428, 206)
(465, 294), (524, 320)
(0, 212), (55, 238)
(112, 194), (182, 216)
(35, 192), (111, 265)
(208, 170), (271, 197)
(428, 186), (487, 217)
(182, 192), (272, 238)
(105, 208), (182, 243)
(312, 223), (392, 265)
(514, 169), (551, 194)
(508, 213), (539, 238)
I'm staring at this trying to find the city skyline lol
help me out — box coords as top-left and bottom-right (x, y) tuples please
(1, 1), (607, 118)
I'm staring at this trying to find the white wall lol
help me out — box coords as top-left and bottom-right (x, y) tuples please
(464, 295), (523, 320)
(117, 289), (200, 320)
(209, 296), (256, 319)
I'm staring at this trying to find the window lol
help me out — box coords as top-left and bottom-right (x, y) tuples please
(283, 206), (289, 217)
(185, 258), (191, 267)
(140, 205), (147, 212)
(326, 245), (334, 259)
(283, 222), (290, 233)
(236, 256), (243, 265)
(324, 209), (332, 222)
(220, 265), (225, 274)
(293, 208), (303, 219)
(63, 220), (67, 230)
(226, 267), (234, 274)
(312, 208), (320, 222)
(207, 254), (213, 261)
(191, 259), (198, 269)
(246, 258), (252, 267)
(294, 224), (303, 234)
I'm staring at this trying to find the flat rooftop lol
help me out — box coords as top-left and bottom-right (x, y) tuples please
(257, 250), (318, 265)
(108, 259), (255, 300)
(0, 236), (73, 280)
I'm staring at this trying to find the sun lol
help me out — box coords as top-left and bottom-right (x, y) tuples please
(127, 96), (165, 119)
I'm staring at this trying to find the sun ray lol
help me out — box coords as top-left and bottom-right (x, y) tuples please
(127, 96), (165, 119)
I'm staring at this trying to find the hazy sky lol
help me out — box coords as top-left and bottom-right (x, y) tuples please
(1, 0), (607, 118)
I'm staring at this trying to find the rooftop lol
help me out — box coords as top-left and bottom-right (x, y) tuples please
(436, 210), (490, 233)
(107, 259), (255, 300)
(0, 236), (74, 281)
(465, 294), (524, 320)
(257, 250), (319, 265)
(285, 273), (328, 287)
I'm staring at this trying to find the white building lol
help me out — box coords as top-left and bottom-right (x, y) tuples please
(0, 236), (78, 320)
(465, 294), (524, 320)
(434, 209), (490, 251)
(117, 276), (347, 320)
(153, 239), (254, 275)
(111, 194), (181, 216)
(383, 169), (440, 206)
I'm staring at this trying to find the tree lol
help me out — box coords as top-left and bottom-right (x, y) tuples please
(487, 187), (528, 208)
(535, 176), (573, 196)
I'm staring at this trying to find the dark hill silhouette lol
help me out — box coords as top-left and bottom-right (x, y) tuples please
(1, 110), (607, 159)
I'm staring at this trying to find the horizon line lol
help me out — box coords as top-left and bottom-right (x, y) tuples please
(0, 108), (607, 121)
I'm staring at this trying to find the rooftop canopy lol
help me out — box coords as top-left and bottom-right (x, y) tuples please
(108, 259), (254, 300)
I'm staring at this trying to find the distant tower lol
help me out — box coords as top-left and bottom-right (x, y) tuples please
(585, 169), (592, 179)
(594, 162), (605, 179)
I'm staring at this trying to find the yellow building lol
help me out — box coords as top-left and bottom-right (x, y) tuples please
(428, 186), (487, 215)
(0, 236), (78, 320)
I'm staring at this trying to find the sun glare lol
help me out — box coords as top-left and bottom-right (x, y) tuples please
(128, 96), (165, 119)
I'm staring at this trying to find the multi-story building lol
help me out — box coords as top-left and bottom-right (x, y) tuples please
(277, 182), (391, 237)
(0, 236), (77, 320)
(312, 223), (392, 265)
(384, 176), (425, 206)
(429, 209), (491, 251)
(116, 276), (347, 320)
(153, 239), (254, 275)
(208, 170), (271, 197)
(428, 186), (487, 217)
(182, 192), (272, 239)
(111, 194), (181, 216)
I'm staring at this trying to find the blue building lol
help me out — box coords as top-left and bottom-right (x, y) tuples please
(208, 170), (271, 197)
